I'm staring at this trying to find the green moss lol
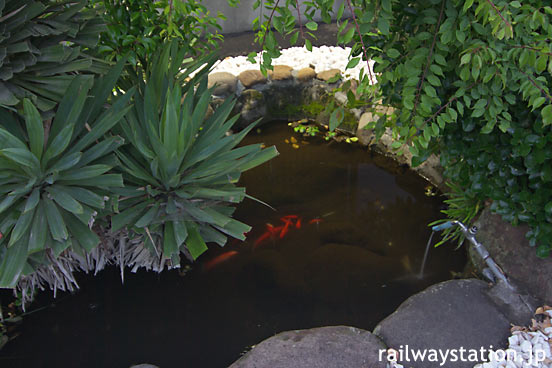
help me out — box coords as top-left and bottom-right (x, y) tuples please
(268, 99), (326, 119)
(336, 111), (357, 134)
(301, 101), (325, 116)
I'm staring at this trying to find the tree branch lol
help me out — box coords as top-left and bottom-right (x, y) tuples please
(411, 0), (446, 117)
(520, 70), (552, 104)
(513, 45), (552, 56)
(345, 0), (375, 84)
(423, 83), (478, 125)
(486, 0), (513, 33)
(260, 0), (282, 51)
(294, 0), (305, 42)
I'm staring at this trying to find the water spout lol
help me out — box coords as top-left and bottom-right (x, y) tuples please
(418, 230), (435, 279)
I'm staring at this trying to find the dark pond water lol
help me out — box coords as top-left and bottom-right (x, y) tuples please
(0, 122), (466, 368)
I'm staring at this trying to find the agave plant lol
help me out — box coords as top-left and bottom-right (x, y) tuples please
(113, 42), (278, 267)
(0, 59), (132, 290)
(0, 0), (106, 113)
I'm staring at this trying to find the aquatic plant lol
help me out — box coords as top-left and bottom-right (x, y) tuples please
(294, 124), (319, 136)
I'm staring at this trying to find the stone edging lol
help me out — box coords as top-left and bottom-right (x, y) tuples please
(207, 64), (446, 190)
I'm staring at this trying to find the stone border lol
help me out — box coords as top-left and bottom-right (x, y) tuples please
(207, 65), (446, 190)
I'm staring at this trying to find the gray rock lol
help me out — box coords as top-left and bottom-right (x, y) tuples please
(229, 326), (387, 368)
(357, 112), (376, 145)
(373, 279), (512, 368)
(472, 207), (552, 305)
(239, 89), (266, 125)
(334, 91), (347, 104)
(208, 72), (237, 96)
(485, 279), (539, 326)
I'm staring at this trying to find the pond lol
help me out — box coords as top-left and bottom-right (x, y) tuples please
(0, 122), (466, 368)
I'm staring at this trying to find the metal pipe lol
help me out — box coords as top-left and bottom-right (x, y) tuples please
(432, 221), (515, 290)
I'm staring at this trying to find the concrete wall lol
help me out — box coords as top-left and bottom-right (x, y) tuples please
(202, 0), (349, 34)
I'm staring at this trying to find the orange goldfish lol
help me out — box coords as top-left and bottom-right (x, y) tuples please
(268, 225), (284, 236)
(281, 215), (298, 221)
(309, 218), (323, 224)
(203, 251), (239, 271)
(280, 220), (292, 238)
(254, 225), (285, 249)
(296, 218), (302, 229)
(254, 232), (272, 249)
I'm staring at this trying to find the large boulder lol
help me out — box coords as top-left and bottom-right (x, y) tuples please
(472, 207), (552, 304)
(229, 326), (387, 368)
(373, 279), (513, 368)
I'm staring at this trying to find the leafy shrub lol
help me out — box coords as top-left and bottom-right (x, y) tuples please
(91, 0), (225, 65)
(0, 59), (132, 288)
(0, 0), (106, 114)
(441, 104), (552, 258)
(113, 42), (278, 264)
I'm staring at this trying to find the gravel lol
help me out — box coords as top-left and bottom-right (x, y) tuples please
(207, 45), (375, 82)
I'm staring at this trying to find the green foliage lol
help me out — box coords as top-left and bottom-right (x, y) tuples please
(0, 0), (106, 114)
(429, 181), (481, 248)
(294, 124), (319, 136)
(90, 0), (225, 65)
(113, 42), (279, 263)
(252, 0), (552, 256)
(441, 104), (552, 258)
(0, 59), (130, 288)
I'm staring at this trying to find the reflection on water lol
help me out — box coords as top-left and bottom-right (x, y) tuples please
(0, 122), (466, 368)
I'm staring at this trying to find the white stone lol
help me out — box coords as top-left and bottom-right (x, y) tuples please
(506, 361), (517, 368)
(202, 46), (376, 83)
(521, 340), (533, 353)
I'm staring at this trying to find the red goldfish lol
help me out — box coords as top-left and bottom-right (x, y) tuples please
(280, 219), (294, 238)
(281, 215), (298, 221)
(203, 251), (239, 271)
(268, 225), (284, 236)
(253, 214), (305, 250)
(309, 218), (323, 224)
(254, 224), (285, 249)
(254, 232), (272, 249)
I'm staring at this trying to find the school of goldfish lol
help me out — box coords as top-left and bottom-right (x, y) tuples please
(202, 215), (323, 272)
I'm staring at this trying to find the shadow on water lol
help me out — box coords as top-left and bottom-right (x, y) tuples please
(0, 122), (466, 368)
